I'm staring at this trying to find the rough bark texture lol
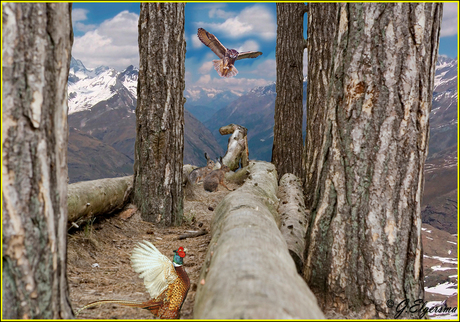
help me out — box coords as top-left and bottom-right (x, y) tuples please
(133, 3), (186, 226)
(194, 162), (324, 319)
(277, 173), (310, 274)
(219, 123), (249, 171)
(67, 176), (133, 226)
(2, 3), (74, 319)
(272, 3), (306, 180)
(303, 3), (443, 318)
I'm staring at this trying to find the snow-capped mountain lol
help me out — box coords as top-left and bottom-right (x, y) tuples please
(67, 57), (223, 183)
(68, 57), (138, 114)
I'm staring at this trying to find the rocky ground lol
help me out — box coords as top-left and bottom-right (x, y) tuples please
(68, 180), (239, 319)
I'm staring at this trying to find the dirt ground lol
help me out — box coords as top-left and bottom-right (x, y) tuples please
(68, 180), (238, 320)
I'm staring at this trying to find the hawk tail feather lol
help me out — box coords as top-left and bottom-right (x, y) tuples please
(213, 59), (238, 78)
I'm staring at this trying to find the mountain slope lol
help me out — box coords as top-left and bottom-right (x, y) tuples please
(68, 128), (133, 184)
(421, 55), (458, 234)
(67, 57), (224, 182)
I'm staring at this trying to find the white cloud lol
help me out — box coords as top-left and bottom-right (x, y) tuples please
(72, 8), (97, 32)
(74, 21), (97, 33)
(197, 74), (211, 84)
(441, 2), (458, 37)
(199, 61), (214, 74)
(198, 4), (276, 40)
(72, 8), (89, 22)
(248, 59), (276, 78)
(192, 75), (273, 93)
(237, 40), (260, 52)
(72, 11), (139, 71)
(192, 33), (204, 48)
(209, 8), (235, 19)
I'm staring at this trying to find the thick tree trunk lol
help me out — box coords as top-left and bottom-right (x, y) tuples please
(272, 3), (306, 180)
(194, 162), (324, 319)
(133, 3), (186, 226)
(67, 176), (133, 226)
(2, 3), (73, 319)
(303, 3), (443, 318)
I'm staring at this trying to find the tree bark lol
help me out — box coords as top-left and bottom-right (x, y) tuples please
(194, 162), (324, 319)
(2, 3), (73, 319)
(220, 123), (249, 171)
(272, 3), (306, 180)
(133, 3), (186, 226)
(67, 176), (133, 226)
(277, 173), (309, 274)
(303, 3), (443, 318)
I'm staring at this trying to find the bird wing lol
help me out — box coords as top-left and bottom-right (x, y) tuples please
(197, 28), (226, 59)
(130, 240), (178, 300)
(236, 51), (263, 60)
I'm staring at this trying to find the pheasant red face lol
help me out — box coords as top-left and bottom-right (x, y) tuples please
(177, 247), (186, 258)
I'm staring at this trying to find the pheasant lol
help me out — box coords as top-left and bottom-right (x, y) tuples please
(76, 241), (190, 319)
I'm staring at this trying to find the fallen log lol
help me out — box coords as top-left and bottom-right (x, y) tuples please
(193, 161), (324, 319)
(67, 176), (133, 227)
(177, 229), (208, 240)
(277, 173), (310, 274)
(219, 123), (249, 171)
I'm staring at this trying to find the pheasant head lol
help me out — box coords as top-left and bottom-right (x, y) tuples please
(172, 247), (187, 266)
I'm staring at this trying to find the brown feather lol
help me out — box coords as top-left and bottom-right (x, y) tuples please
(197, 28), (226, 59)
(237, 51), (263, 60)
(213, 59), (238, 78)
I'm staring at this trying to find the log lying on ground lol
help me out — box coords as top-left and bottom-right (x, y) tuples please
(277, 173), (310, 274)
(67, 176), (133, 227)
(194, 161), (324, 319)
(219, 124), (249, 171)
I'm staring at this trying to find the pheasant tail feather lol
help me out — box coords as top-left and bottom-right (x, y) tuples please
(75, 299), (148, 316)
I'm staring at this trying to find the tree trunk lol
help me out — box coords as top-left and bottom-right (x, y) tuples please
(303, 3), (443, 318)
(2, 3), (73, 319)
(271, 3), (306, 180)
(194, 162), (324, 319)
(133, 3), (186, 226)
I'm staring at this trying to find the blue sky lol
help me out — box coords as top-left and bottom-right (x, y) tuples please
(71, 2), (458, 93)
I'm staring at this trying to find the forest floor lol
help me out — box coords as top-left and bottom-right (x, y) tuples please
(67, 180), (239, 320)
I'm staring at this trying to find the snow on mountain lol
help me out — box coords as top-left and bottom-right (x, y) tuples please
(67, 57), (138, 114)
(118, 65), (139, 98)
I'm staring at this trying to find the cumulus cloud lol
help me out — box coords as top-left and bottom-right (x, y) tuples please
(192, 33), (204, 48)
(191, 74), (273, 93)
(197, 74), (212, 84)
(441, 2), (458, 37)
(72, 11), (139, 71)
(199, 61), (214, 74)
(248, 59), (276, 78)
(72, 8), (97, 32)
(209, 8), (235, 19)
(198, 4), (276, 40)
(237, 40), (260, 52)
(72, 8), (89, 22)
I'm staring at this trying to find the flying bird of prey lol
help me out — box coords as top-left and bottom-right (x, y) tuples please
(197, 28), (263, 78)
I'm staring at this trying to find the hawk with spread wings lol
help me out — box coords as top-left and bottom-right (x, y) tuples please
(197, 28), (263, 78)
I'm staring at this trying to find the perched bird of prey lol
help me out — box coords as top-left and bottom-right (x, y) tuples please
(76, 241), (190, 319)
(197, 28), (263, 78)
